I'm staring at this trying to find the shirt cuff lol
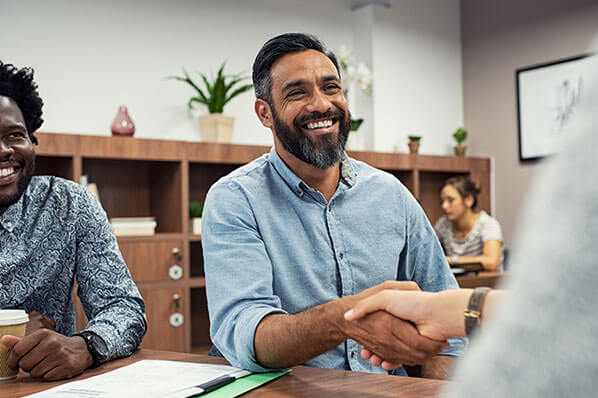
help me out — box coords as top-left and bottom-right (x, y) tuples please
(231, 306), (288, 372)
(438, 337), (468, 357)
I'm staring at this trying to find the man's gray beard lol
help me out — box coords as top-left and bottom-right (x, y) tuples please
(272, 109), (350, 169)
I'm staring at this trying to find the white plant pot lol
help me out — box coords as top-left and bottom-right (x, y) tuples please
(198, 114), (234, 143)
(191, 217), (202, 235)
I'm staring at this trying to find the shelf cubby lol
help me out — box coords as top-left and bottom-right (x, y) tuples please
(83, 158), (182, 233)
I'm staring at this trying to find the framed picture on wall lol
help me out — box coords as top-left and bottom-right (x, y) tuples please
(516, 53), (597, 161)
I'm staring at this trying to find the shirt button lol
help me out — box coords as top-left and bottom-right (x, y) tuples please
(0, 282), (3, 288)
(339, 253), (344, 259)
(350, 351), (355, 358)
(6, 222), (12, 228)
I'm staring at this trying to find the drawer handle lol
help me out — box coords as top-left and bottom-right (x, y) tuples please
(172, 247), (183, 261)
(173, 293), (181, 307)
(169, 265), (183, 280)
(169, 312), (184, 328)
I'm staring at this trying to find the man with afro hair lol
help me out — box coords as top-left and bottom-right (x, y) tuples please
(0, 60), (146, 381)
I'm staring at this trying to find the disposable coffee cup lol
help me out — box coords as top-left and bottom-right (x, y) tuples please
(0, 310), (29, 380)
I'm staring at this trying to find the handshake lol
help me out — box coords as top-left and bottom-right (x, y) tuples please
(341, 281), (474, 372)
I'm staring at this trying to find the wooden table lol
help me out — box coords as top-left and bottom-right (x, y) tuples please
(456, 271), (504, 288)
(4, 349), (450, 397)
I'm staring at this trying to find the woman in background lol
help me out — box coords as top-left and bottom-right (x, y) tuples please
(435, 176), (503, 271)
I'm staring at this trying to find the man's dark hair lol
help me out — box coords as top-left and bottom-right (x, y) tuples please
(0, 60), (44, 144)
(252, 33), (341, 105)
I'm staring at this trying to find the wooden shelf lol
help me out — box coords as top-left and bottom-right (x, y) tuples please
(189, 277), (206, 288)
(35, 132), (491, 354)
(188, 234), (202, 242)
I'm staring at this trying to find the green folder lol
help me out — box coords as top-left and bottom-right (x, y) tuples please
(199, 370), (291, 397)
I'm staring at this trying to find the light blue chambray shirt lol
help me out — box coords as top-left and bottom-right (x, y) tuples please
(203, 147), (465, 376)
(0, 176), (146, 360)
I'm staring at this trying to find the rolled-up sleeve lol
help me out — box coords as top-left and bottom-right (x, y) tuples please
(202, 181), (287, 372)
(397, 186), (467, 357)
(74, 188), (147, 360)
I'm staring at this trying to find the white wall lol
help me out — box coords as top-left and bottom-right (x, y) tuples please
(2, 0), (353, 145)
(3, 0), (463, 154)
(461, 0), (598, 247)
(371, 0), (463, 154)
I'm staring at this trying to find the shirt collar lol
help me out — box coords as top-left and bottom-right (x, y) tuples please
(268, 147), (358, 198)
(0, 190), (25, 233)
(339, 152), (357, 187)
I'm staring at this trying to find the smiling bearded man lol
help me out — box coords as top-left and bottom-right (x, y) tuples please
(201, 33), (466, 380)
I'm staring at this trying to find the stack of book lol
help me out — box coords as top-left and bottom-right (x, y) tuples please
(110, 217), (157, 236)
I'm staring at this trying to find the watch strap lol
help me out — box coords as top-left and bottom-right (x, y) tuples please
(74, 331), (103, 368)
(464, 287), (491, 336)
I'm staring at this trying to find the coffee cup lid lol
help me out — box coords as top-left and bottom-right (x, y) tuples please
(0, 310), (29, 326)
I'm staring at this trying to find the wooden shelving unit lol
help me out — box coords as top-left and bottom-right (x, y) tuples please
(34, 132), (491, 353)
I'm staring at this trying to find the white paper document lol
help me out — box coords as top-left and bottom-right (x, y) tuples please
(26, 360), (250, 398)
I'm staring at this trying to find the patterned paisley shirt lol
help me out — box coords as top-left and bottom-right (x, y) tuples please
(0, 176), (146, 361)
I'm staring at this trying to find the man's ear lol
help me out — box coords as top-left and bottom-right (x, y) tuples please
(255, 99), (273, 128)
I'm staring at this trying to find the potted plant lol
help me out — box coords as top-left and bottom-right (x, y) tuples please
(407, 135), (422, 154)
(189, 201), (204, 235)
(170, 63), (252, 143)
(453, 127), (468, 156)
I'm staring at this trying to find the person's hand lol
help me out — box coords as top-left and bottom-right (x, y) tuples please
(2, 329), (94, 381)
(338, 281), (449, 370)
(347, 311), (449, 370)
(345, 289), (469, 341)
(26, 311), (56, 335)
(344, 289), (466, 371)
(360, 347), (400, 371)
(347, 280), (421, 306)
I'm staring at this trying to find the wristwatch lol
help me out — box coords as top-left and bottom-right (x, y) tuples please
(74, 331), (109, 368)
(464, 287), (491, 336)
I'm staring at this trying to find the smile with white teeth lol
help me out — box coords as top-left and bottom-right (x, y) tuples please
(0, 167), (15, 177)
(306, 119), (333, 130)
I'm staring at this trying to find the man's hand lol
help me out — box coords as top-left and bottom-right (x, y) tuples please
(2, 329), (94, 381)
(337, 281), (449, 370)
(253, 280), (448, 371)
(343, 311), (449, 369)
(26, 311), (56, 335)
(344, 289), (474, 371)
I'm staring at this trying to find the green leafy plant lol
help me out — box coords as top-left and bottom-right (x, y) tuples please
(189, 201), (204, 219)
(408, 135), (422, 142)
(169, 63), (253, 113)
(453, 128), (467, 144)
(351, 118), (364, 131)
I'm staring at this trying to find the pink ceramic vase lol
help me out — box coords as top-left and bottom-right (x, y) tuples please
(111, 106), (135, 136)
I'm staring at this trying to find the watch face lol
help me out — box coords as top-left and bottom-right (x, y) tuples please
(88, 333), (109, 360)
